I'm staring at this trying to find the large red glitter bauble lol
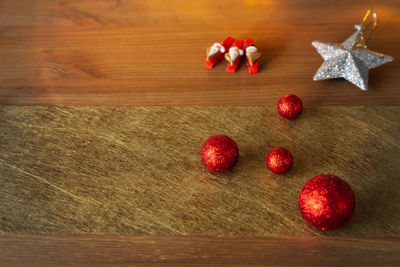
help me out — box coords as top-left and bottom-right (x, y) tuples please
(277, 94), (303, 119)
(201, 135), (239, 172)
(266, 147), (293, 174)
(298, 174), (355, 231)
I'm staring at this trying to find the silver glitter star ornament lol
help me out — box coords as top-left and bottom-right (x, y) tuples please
(313, 9), (394, 90)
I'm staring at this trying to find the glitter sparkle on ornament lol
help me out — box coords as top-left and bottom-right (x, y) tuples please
(266, 147), (293, 174)
(201, 135), (239, 173)
(312, 8), (394, 91)
(298, 174), (356, 231)
(277, 94), (303, 120)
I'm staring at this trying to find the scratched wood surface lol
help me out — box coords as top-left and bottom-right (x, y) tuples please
(0, 0), (400, 106)
(0, 106), (399, 236)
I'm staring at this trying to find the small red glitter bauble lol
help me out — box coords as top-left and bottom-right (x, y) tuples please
(266, 147), (293, 174)
(201, 135), (239, 172)
(277, 94), (303, 119)
(298, 174), (355, 231)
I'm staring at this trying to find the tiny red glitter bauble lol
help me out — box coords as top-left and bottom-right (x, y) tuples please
(298, 174), (355, 231)
(277, 94), (303, 119)
(266, 147), (293, 174)
(201, 135), (239, 172)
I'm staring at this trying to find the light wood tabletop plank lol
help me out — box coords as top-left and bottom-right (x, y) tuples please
(0, 0), (399, 106)
(0, 235), (399, 266)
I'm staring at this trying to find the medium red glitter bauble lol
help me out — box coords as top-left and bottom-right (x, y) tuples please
(298, 174), (355, 231)
(266, 147), (293, 174)
(277, 94), (303, 119)
(201, 135), (239, 172)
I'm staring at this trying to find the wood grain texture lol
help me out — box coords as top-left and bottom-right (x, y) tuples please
(0, 0), (400, 106)
(0, 106), (399, 236)
(0, 235), (399, 266)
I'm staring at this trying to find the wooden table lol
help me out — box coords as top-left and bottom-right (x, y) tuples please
(0, 0), (400, 265)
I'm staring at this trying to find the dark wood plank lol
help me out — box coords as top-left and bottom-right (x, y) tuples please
(0, 235), (399, 266)
(1, 106), (399, 236)
(0, 0), (399, 105)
